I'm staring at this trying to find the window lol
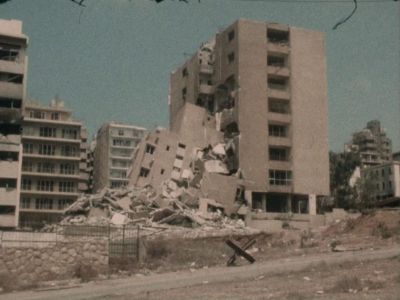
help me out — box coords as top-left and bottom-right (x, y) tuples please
(269, 169), (292, 186)
(61, 145), (77, 157)
(228, 30), (235, 42)
(389, 181), (392, 189)
(0, 72), (23, 84)
(381, 169), (385, 176)
(118, 129), (124, 136)
(178, 143), (186, 149)
(0, 97), (22, 108)
(228, 52), (235, 64)
(267, 55), (286, 67)
(39, 127), (57, 138)
(176, 155), (184, 160)
(269, 147), (289, 161)
(21, 179), (31, 190)
(0, 178), (17, 189)
(182, 87), (187, 101)
(61, 128), (78, 139)
(37, 180), (54, 191)
(51, 112), (60, 120)
(0, 151), (18, 161)
(59, 181), (75, 192)
(35, 198), (53, 210)
(268, 76), (288, 90)
(21, 197), (31, 209)
(145, 144), (156, 154)
(37, 162), (55, 173)
(388, 167), (392, 175)
(22, 161), (33, 172)
(160, 169), (165, 175)
(139, 167), (150, 178)
(182, 67), (188, 78)
(23, 143), (34, 154)
(113, 139), (131, 147)
(60, 163), (76, 174)
(269, 124), (288, 137)
(267, 29), (289, 44)
(268, 98), (290, 114)
(39, 144), (56, 156)
(58, 199), (73, 210)
(0, 42), (20, 62)
(166, 145), (170, 151)
(30, 110), (45, 119)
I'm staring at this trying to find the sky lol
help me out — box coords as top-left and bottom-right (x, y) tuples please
(1, 0), (399, 152)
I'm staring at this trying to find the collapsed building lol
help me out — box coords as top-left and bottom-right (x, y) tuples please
(129, 19), (331, 230)
(0, 19), (28, 228)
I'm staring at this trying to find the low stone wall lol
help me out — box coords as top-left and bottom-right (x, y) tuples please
(0, 238), (108, 287)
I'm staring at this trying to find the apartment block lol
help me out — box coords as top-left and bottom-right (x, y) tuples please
(169, 19), (329, 216)
(93, 122), (146, 192)
(345, 120), (392, 168)
(0, 19), (28, 228)
(19, 99), (89, 226)
(361, 161), (400, 206)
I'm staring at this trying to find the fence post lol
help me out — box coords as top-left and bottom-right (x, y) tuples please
(136, 225), (140, 263)
(122, 225), (125, 261)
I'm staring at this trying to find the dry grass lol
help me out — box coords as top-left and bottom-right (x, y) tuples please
(372, 222), (392, 239)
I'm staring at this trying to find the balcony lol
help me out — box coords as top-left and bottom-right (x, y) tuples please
(21, 134), (81, 144)
(0, 107), (22, 123)
(267, 112), (291, 124)
(23, 153), (81, 161)
(0, 60), (25, 75)
(268, 136), (291, 147)
(0, 188), (19, 205)
(0, 81), (23, 99)
(20, 189), (79, 197)
(21, 171), (80, 179)
(0, 213), (17, 227)
(22, 117), (82, 126)
(268, 88), (290, 100)
(199, 84), (215, 95)
(267, 42), (289, 55)
(267, 65), (290, 77)
(0, 160), (20, 178)
(199, 64), (213, 75)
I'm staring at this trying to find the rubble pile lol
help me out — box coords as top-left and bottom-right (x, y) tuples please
(62, 179), (248, 233)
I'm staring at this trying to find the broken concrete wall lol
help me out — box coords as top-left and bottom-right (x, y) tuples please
(200, 172), (238, 216)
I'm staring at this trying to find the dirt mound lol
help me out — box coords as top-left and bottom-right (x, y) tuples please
(325, 209), (400, 237)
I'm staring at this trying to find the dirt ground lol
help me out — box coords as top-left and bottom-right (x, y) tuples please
(95, 256), (400, 300)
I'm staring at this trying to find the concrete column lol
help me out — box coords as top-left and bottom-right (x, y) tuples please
(286, 194), (292, 213)
(262, 194), (267, 212)
(309, 194), (317, 215)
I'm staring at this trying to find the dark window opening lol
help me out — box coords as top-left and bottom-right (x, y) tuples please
(0, 42), (21, 62)
(268, 76), (288, 90)
(182, 87), (187, 101)
(269, 124), (288, 137)
(145, 144), (155, 154)
(267, 55), (286, 67)
(0, 151), (18, 161)
(0, 72), (23, 84)
(268, 98), (290, 114)
(0, 124), (21, 135)
(182, 68), (188, 77)
(291, 195), (309, 214)
(160, 169), (165, 175)
(166, 145), (170, 151)
(266, 193), (288, 213)
(269, 147), (290, 161)
(267, 29), (289, 44)
(139, 167), (150, 178)
(176, 155), (184, 160)
(0, 178), (17, 189)
(178, 143), (186, 149)
(228, 52), (235, 64)
(0, 97), (22, 108)
(0, 205), (16, 215)
(228, 30), (235, 42)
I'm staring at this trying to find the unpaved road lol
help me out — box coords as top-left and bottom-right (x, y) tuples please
(1, 246), (399, 300)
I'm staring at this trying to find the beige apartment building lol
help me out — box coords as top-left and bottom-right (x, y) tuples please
(345, 120), (392, 168)
(0, 19), (28, 228)
(93, 122), (146, 192)
(19, 99), (89, 226)
(169, 19), (330, 216)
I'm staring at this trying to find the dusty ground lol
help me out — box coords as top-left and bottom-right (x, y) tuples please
(96, 256), (400, 300)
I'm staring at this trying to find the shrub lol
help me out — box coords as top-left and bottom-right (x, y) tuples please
(372, 222), (392, 239)
(330, 275), (362, 293)
(74, 263), (98, 282)
(146, 238), (170, 259)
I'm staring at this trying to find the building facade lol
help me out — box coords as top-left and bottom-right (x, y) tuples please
(19, 99), (89, 226)
(0, 19), (28, 228)
(93, 122), (146, 192)
(169, 19), (330, 215)
(345, 120), (392, 168)
(361, 161), (400, 206)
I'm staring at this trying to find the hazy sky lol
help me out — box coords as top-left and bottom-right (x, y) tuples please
(1, 0), (399, 151)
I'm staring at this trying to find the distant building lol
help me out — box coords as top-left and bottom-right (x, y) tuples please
(169, 19), (330, 215)
(361, 161), (400, 206)
(19, 99), (89, 226)
(345, 120), (392, 168)
(393, 151), (400, 162)
(0, 19), (28, 228)
(93, 122), (146, 192)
